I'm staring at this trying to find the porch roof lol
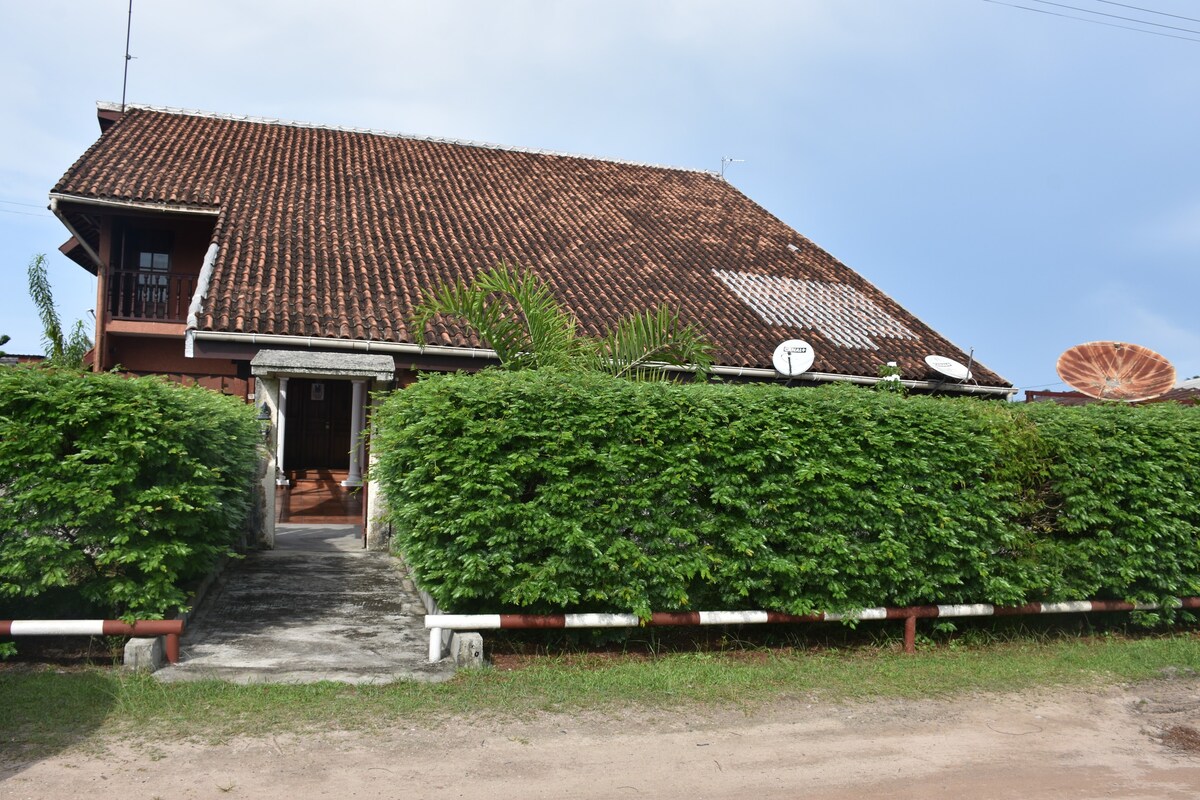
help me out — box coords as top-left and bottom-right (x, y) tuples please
(250, 349), (395, 382)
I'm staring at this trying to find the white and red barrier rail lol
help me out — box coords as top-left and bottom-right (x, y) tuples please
(426, 597), (1200, 661)
(0, 620), (184, 664)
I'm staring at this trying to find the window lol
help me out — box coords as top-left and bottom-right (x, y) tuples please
(135, 244), (172, 316)
(110, 227), (175, 319)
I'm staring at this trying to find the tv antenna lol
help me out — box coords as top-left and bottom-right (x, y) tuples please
(1056, 340), (1176, 402)
(720, 156), (744, 179)
(121, 0), (135, 112)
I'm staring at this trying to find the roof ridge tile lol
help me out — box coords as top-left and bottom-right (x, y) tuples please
(95, 100), (714, 177)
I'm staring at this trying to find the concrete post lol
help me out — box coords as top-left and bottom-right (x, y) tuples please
(451, 632), (484, 668)
(123, 636), (165, 672)
(276, 376), (289, 486)
(256, 378), (281, 549)
(365, 386), (391, 551)
(342, 379), (365, 487)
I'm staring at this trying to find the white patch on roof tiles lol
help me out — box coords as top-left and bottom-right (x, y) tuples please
(713, 270), (917, 350)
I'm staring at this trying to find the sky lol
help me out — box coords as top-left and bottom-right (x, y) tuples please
(2, 0), (1197, 394)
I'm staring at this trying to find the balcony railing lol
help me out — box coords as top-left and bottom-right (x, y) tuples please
(108, 270), (197, 322)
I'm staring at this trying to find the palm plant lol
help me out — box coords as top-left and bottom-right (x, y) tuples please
(591, 303), (715, 380)
(411, 263), (713, 380)
(27, 254), (91, 369)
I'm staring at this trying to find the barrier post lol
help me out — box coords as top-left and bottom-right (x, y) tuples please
(429, 627), (443, 662)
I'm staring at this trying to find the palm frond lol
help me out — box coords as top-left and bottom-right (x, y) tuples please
(596, 304), (714, 381)
(410, 263), (582, 370)
(411, 264), (714, 379)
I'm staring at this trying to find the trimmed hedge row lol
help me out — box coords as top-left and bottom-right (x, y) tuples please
(1022, 401), (1200, 604)
(0, 368), (259, 619)
(372, 370), (1200, 618)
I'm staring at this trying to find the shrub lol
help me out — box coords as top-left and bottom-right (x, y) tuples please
(0, 368), (259, 619)
(1017, 401), (1200, 607)
(375, 371), (1200, 617)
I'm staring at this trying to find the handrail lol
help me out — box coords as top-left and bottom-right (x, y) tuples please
(425, 597), (1200, 661)
(0, 619), (184, 664)
(107, 269), (198, 322)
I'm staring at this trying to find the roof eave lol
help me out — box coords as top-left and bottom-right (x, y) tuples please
(49, 196), (102, 273)
(48, 192), (221, 217)
(186, 330), (1016, 397)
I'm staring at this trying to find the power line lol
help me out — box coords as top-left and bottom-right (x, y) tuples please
(1092, 0), (1200, 25)
(0, 199), (45, 209)
(0, 207), (47, 218)
(981, 0), (1200, 43)
(1030, 0), (1200, 36)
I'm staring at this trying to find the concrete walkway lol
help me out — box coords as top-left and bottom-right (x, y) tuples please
(158, 524), (455, 684)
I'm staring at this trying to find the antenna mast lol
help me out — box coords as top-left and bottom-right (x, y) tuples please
(121, 0), (133, 112)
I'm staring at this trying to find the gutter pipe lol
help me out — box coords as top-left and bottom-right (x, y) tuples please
(190, 329), (513, 361)
(48, 192), (221, 217)
(425, 597), (1200, 661)
(187, 330), (1015, 396)
(659, 363), (1015, 397)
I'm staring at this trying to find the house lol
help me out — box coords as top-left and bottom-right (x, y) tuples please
(1025, 388), (1199, 406)
(49, 102), (1014, 548)
(0, 354), (46, 366)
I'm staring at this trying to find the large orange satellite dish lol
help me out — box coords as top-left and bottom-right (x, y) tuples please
(1056, 341), (1176, 402)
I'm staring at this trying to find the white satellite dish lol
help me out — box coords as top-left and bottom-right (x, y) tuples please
(772, 339), (816, 377)
(925, 354), (973, 381)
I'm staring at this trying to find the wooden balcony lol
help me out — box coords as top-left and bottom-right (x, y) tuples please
(108, 269), (197, 323)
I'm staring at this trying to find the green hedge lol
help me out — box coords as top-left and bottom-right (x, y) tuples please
(0, 368), (259, 619)
(372, 370), (1200, 617)
(1021, 401), (1200, 603)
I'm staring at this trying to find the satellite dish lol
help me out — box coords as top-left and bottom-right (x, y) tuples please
(1056, 341), (1176, 402)
(772, 339), (815, 377)
(925, 354), (973, 381)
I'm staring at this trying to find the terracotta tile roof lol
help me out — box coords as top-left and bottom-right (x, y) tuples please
(52, 104), (1009, 387)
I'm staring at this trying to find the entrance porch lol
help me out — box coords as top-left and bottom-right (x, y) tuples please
(251, 350), (395, 550)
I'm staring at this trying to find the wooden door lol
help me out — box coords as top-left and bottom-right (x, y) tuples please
(284, 378), (352, 471)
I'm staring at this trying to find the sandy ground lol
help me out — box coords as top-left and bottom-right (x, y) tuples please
(5, 678), (1200, 799)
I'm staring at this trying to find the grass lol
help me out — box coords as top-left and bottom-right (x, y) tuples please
(3, 632), (1200, 758)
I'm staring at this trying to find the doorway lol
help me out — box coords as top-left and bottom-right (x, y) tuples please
(283, 378), (352, 473)
(278, 378), (362, 524)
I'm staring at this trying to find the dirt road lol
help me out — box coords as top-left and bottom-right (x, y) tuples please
(5, 678), (1200, 799)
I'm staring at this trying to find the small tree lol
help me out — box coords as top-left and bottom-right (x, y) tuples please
(411, 263), (714, 380)
(27, 254), (90, 369)
(0, 334), (9, 358)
